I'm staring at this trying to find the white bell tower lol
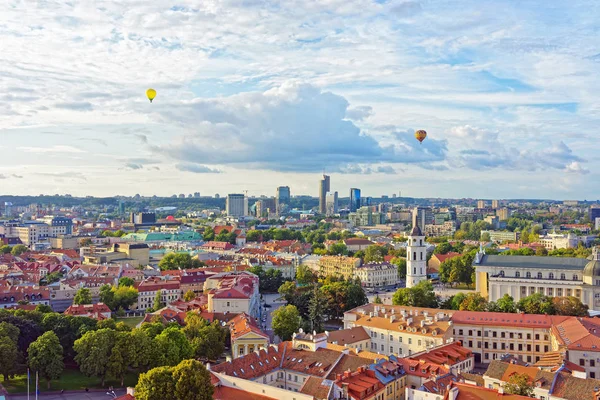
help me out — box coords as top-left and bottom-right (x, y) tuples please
(406, 208), (427, 288)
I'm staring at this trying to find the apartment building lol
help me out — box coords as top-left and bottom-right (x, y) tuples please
(343, 304), (455, 357)
(354, 262), (399, 288)
(551, 317), (600, 379)
(451, 310), (568, 364)
(205, 271), (260, 318)
(318, 255), (362, 280)
(135, 277), (181, 310)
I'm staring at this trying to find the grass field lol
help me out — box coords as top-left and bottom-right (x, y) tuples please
(0, 369), (139, 394)
(116, 316), (145, 328)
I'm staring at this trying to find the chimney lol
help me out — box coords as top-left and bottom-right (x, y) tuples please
(420, 320), (425, 328)
(344, 370), (352, 378)
(369, 312), (373, 318)
(390, 315), (396, 323)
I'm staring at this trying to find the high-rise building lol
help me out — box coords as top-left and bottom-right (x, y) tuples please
(496, 207), (510, 221)
(414, 206), (434, 228)
(349, 188), (361, 212)
(362, 197), (373, 207)
(477, 200), (486, 209)
(491, 200), (499, 209)
(318, 175), (330, 214)
(256, 198), (276, 218)
(326, 191), (339, 216)
(3, 202), (13, 218)
(193, 192), (201, 198)
(226, 194), (248, 217)
(276, 186), (291, 215)
(589, 205), (600, 223)
(406, 208), (427, 288)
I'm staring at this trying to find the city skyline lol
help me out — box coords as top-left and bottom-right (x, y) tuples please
(1, 1), (600, 199)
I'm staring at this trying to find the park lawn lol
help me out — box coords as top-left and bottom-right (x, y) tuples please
(116, 316), (145, 328)
(1, 368), (139, 394)
(453, 283), (476, 290)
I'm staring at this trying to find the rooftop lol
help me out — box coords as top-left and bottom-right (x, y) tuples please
(475, 254), (589, 270)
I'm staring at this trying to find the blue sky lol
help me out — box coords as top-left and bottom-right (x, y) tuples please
(1, 0), (599, 199)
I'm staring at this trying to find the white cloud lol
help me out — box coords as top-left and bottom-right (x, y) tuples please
(18, 145), (86, 154)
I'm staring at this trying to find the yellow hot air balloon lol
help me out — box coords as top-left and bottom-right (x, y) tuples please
(146, 88), (157, 103)
(415, 129), (427, 144)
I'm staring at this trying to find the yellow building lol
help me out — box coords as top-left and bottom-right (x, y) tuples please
(228, 313), (270, 358)
(319, 256), (361, 280)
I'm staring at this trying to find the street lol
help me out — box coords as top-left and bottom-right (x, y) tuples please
(7, 390), (126, 400)
(260, 293), (287, 342)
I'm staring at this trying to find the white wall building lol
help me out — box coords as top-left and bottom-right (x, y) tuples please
(406, 208), (427, 288)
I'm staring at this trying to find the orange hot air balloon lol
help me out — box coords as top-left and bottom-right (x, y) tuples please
(415, 129), (427, 144)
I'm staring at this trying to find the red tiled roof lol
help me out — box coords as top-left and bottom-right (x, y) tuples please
(452, 311), (571, 329)
(433, 252), (461, 263)
(228, 313), (269, 341)
(213, 385), (277, 400)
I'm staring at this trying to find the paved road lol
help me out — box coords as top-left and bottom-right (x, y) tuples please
(261, 293), (287, 342)
(8, 390), (126, 400)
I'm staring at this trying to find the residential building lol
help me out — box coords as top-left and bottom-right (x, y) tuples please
(319, 175), (331, 214)
(474, 247), (600, 310)
(589, 204), (600, 224)
(129, 212), (156, 225)
(424, 221), (457, 237)
(135, 277), (181, 310)
(480, 230), (519, 242)
(226, 194), (248, 217)
(428, 252), (461, 273)
(318, 256), (362, 280)
(64, 303), (112, 320)
(83, 243), (149, 267)
(326, 191), (339, 216)
(332, 367), (385, 400)
(414, 207), (434, 228)
(477, 200), (486, 209)
(354, 262), (399, 288)
(350, 188), (361, 212)
(350, 206), (385, 227)
(0, 285), (50, 309)
(228, 312), (270, 359)
(326, 326), (371, 352)
(482, 360), (600, 400)
(538, 232), (581, 249)
(343, 238), (375, 252)
(343, 304), (455, 357)
(205, 271), (260, 318)
(496, 207), (510, 221)
(407, 209), (427, 288)
(550, 317), (600, 379)
(491, 200), (499, 209)
(451, 310), (566, 364)
(256, 198), (276, 218)
(48, 235), (78, 249)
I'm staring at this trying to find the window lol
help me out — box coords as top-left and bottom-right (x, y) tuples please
(561, 273), (566, 280)
(580, 359), (585, 366)
(526, 272), (531, 278)
(390, 346), (394, 353)
(509, 333), (514, 339)
(499, 270), (505, 277)
(390, 335), (393, 341)
(413, 252), (417, 260)
(591, 360), (596, 367)
(468, 330), (473, 336)
(537, 272), (543, 279)
(515, 272), (520, 278)
(592, 372), (596, 379)
(408, 338), (412, 344)
(573, 275), (579, 281)
(420, 252), (423, 260)
(459, 329), (463, 335)
(549, 273), (554, 279)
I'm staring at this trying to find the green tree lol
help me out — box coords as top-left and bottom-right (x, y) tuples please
(296, 265), (317, 285)
(552, 296), (588, 316)
(496, 294), (517, 313)
(74, 328), (115, 386)
(154, 290), (163, 311)
(459, 293), (488, 311)
(107, 331), (129, 386)
(308, 286), (327, 333)
(272, 305), (300, 341)
(41, 271), (62, 285)
(99, 284), (116, 309)
(135, 366), (175, 400)
(246, 230), (262, 242)
(392, 281), (438, 308)
(448, 293), (467, 310)
(127, 329), (157, 372)
(328, 242), (348, 256)
(27, 331), (64, 389)
(11, 244), (28, 256)
(172, 359), (214, 400)
(364, 245), (388, 263)
(503, 373), (534, 397)
(434, 242), (453, 254)
(374, 295), (383, 304)
(97, 319), (117, 330)
(35, 304), (53, 314)
(183, 314), (226, 361)
(113, 285), (138, 310)
(203, 227), (215, 241)
(390, 257), (407, 280)
(0, 323), (19, 381)
(0, 245), (11, 254)
(73, 287), (92, 305)
(183, 290), (196, 302)
(154, 327), (193, 367)
(158, 253), (205, 270)
(535, 246), (549, 256)
(118, 277), (135, 287)
(517, 293), (555, 315)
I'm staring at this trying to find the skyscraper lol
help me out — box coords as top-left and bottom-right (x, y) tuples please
(326, 191), (338, 216)
(589, 205), (600, 223)
(226, 194), (248, 217)
(318, 175), (330, 214)
(350, 188), (361, 212)
(276, 186), (291, 215)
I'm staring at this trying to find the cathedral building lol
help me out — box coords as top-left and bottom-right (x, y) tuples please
(406, 208), (427, 288)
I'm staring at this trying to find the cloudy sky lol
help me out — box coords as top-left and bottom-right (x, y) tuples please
(1, 1), (599, 199)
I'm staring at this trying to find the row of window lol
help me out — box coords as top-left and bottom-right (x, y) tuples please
(455, 329), (549, 341)
(520, 286), (581, 298)
(500, 271), (579, 280)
